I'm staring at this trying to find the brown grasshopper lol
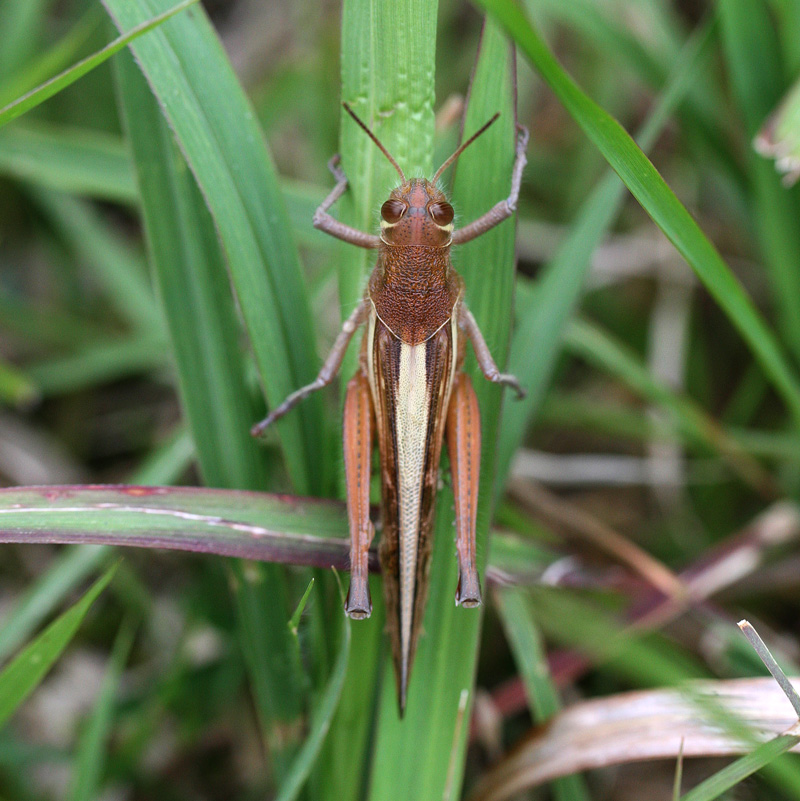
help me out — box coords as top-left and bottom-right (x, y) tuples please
(252, 104), (528, 713)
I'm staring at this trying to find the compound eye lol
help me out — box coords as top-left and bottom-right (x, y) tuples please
(381, 198), (407, 224)
(428, 201), (454, 226)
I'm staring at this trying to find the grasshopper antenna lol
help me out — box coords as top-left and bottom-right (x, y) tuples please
(432, 112), (500, 185)
(342, 102), (406, 183)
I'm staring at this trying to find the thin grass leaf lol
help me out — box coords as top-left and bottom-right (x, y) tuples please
(719, 0), (800, 362)
(560, 313), (778, 496)
(0, 485), (350, 564)
(104, 0), (329, 495)
(288, 579), (315, 637)
(115, 49), (305, 773)
(0, 0), (198, 129)
(0, 430), (191, 668)
(0, 0), (49, 78)
(30, 190), (161, 334)
(0, 565), (116, 727)
(0, 359), (39, 407)
(477, 0), (800, 425)
(680, 731), (800, 801)
(527, 0), (739, 186)
(0, 6), (103, 107)
(0, 546), (109, 665)
(68, 617), (136, 801)
(496, 20), (715, 493)
(115, 52), (268, 491)
(495, 588), (590, 801)
(316, 0), (437, 797)
(0, 124), (137, 203)
(27, 334), (167, 397)
(275, 609), (351, 801)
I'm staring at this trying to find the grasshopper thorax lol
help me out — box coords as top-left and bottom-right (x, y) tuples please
(379, 180), (454, 248)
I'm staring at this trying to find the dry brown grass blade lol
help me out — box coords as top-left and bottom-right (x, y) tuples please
(468, 677), (800, 801)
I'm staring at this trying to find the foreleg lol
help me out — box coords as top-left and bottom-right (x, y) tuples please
(451, 125), (529, 245)
(312, 156), (381, 249)
(251, 300), (369, 436)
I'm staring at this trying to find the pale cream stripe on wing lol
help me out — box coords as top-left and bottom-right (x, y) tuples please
(396, 341), (431, 680)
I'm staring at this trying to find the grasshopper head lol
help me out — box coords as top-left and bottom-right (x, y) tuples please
(379, 180), (454, 247)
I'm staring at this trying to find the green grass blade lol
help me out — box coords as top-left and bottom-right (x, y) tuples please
(0, 0), (198, 129)
(104, 0), (329, 495)
(0, 124), (137, 203)
(0, 565), (116, 728)
(68, 617), (136, 801)
(114, 49), (304, 774)
(0, 0), (49, 77)
(680, 732), (800, 801)
(115, 52), (268, 491)
(0, 359), (39, 407)
(477, 0), (800, 425)
(275, 610), (351, 801)
(718, 0), (800, 362)
(0, 546), (110, 665)
(317, 0), (438, 796)
(0, 430), (191, 668)
(27, 334), (166, 397)
(0, 6), (103, 107)
(562, 313), (777, 496)
(30, 190), (161, 334)
(496, 588), (590, 801)
(496, 20), (715, 492)
(368, 17), (516, 801)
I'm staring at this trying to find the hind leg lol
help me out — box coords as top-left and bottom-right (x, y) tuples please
(343, 371), (375, 618)
(446, 372), (482, 607)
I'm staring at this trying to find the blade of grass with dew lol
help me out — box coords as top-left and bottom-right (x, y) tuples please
(0, 124), (137, 203)
(477, 0), (800, 425)
(495, 20), (715, 495)
(719, 0), (800, 363)
(314, 0), (438, 797)
(68, 617), (136, 801)
(368, 18), (517, 801)
(0, 565), (116, 728)
(30, 189), (162, 334)
(114, 49), (304, 776)
(0, 0), (198, 129)
(496, 588), (590, 801)
(103, 0), (330, 496)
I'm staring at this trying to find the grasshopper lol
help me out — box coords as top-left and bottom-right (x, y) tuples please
(253, 104), (528, 712)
